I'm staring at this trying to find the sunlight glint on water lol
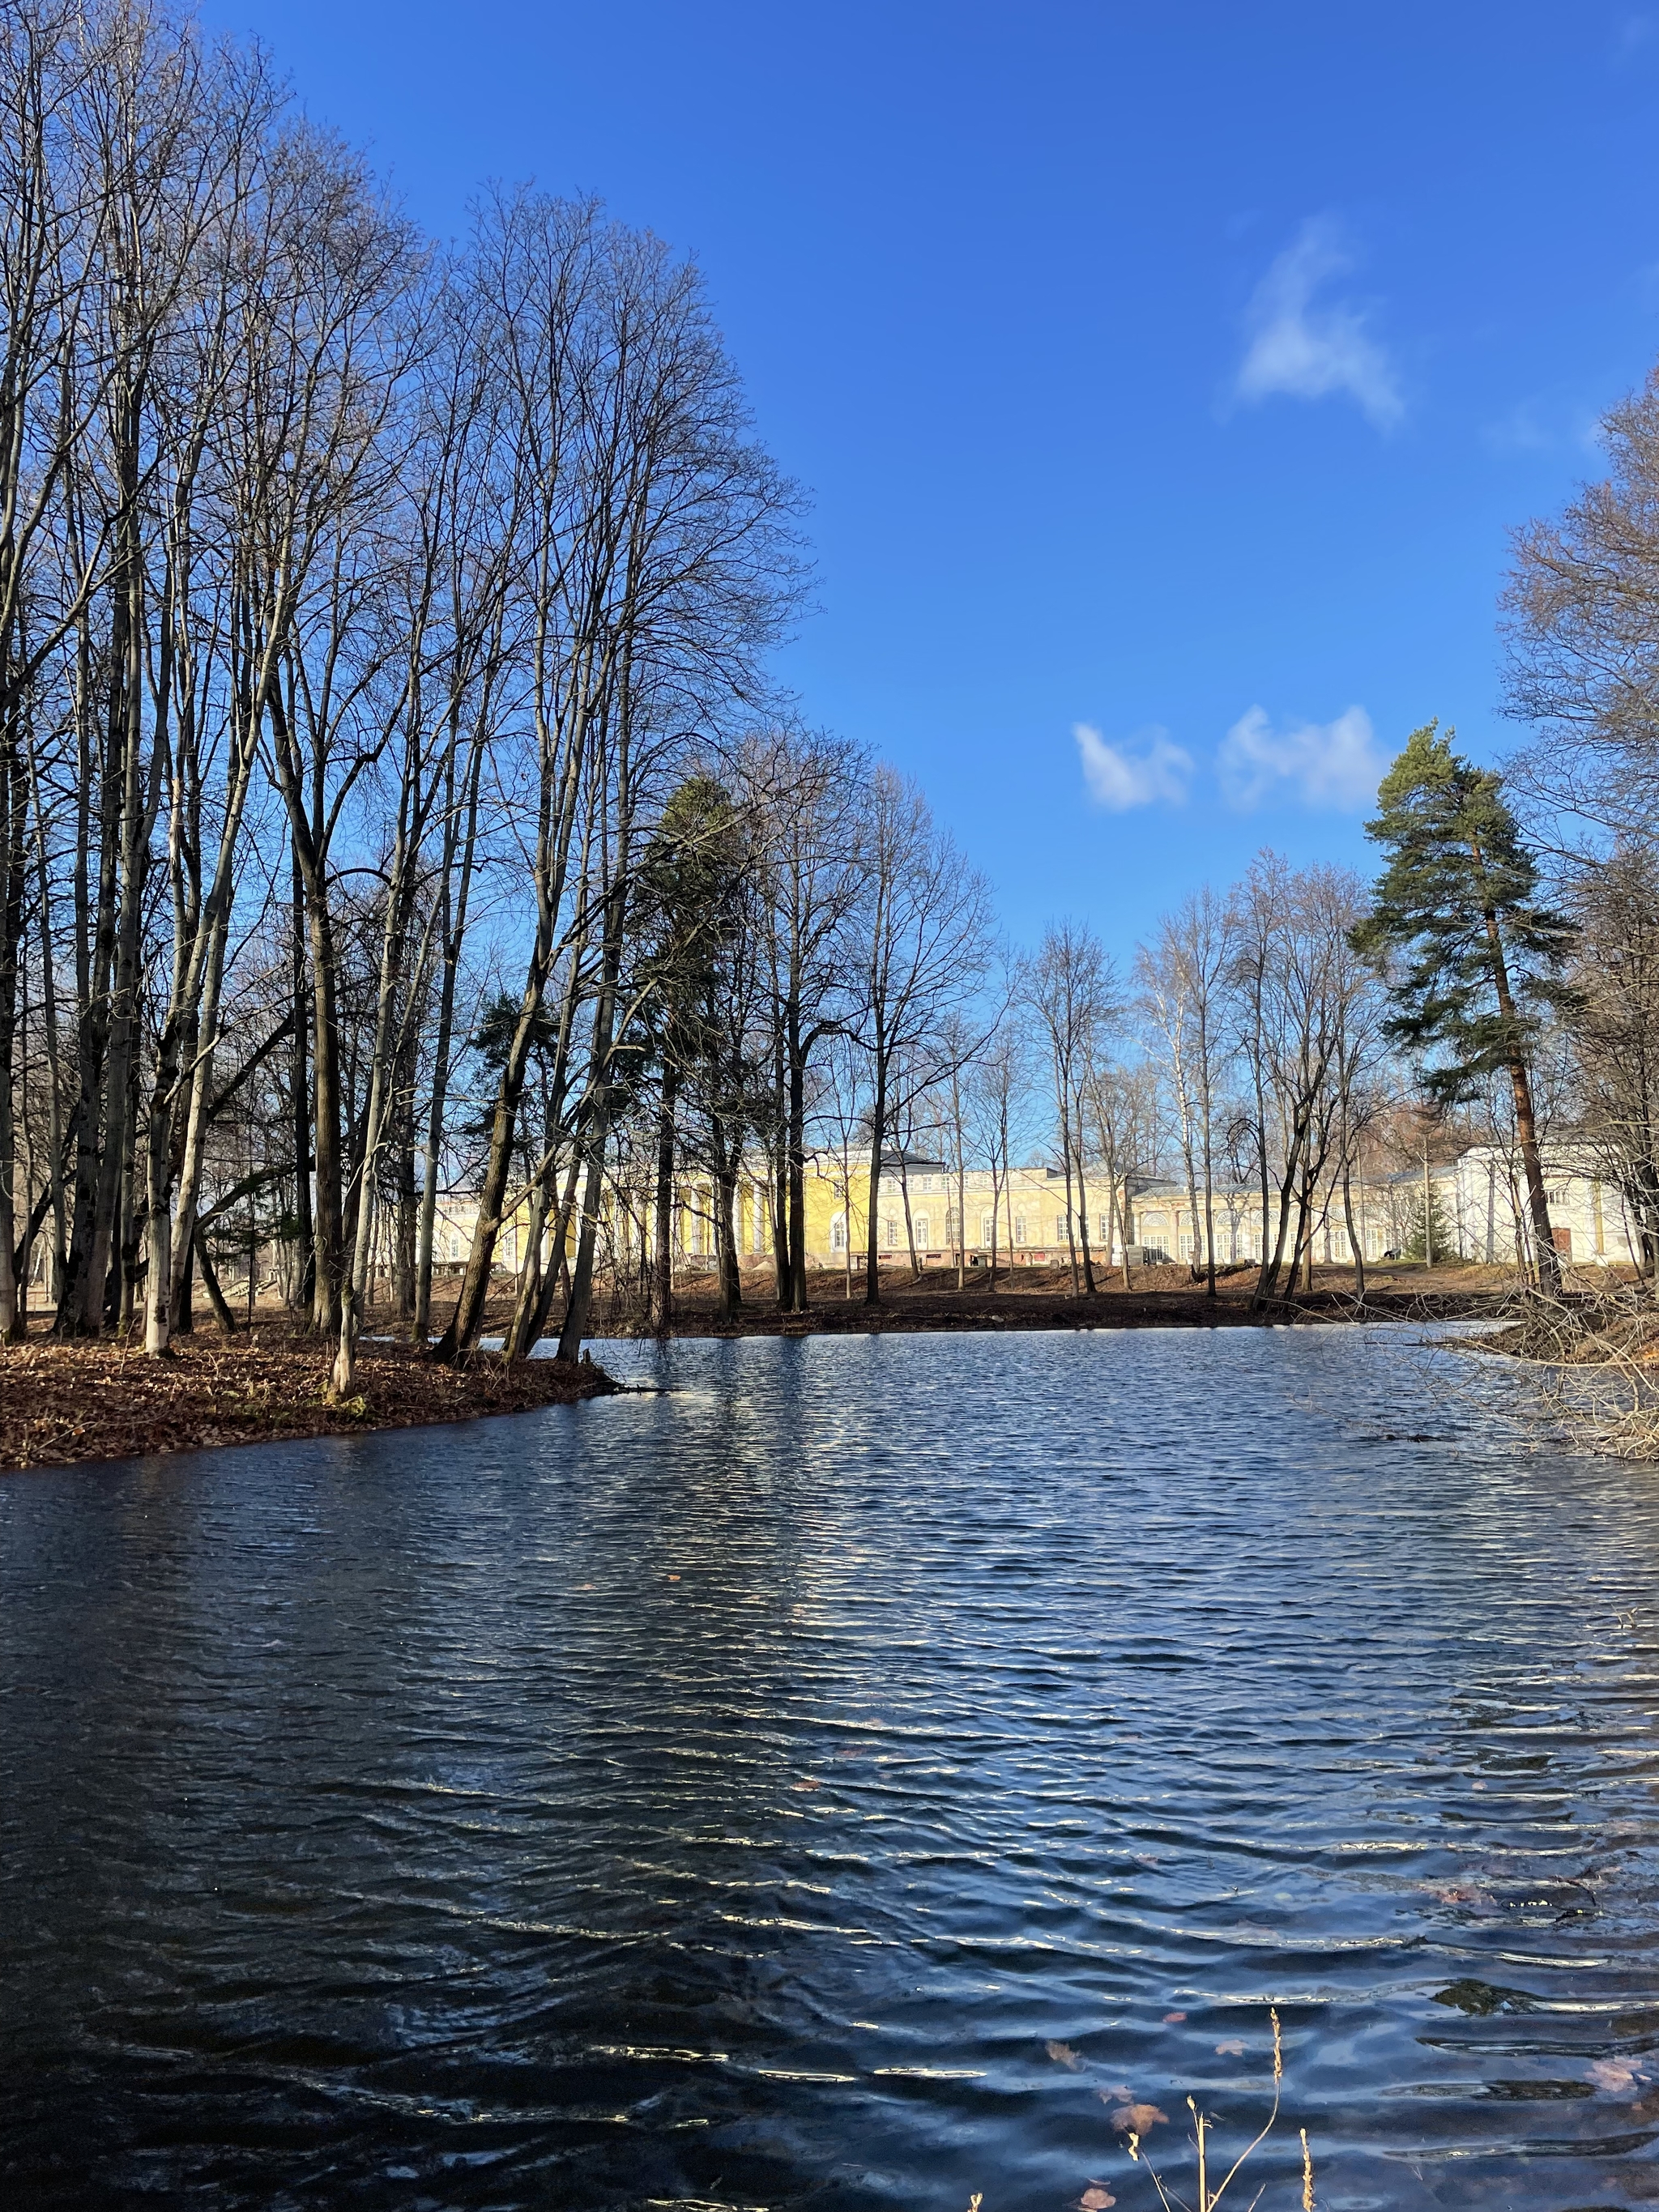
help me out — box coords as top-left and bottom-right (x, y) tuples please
(2, 1326), (1657, 2209)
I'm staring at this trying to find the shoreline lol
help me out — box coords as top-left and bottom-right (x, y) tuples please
(0, 1334), (621, 1475)
(640, 1284), (1505, 1338)
(0, 1269), (1526, 1473)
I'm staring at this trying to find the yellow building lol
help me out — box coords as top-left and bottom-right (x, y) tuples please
(424, 1141), (1644, 1286)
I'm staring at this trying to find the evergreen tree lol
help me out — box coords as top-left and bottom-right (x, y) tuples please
(632, 776), (751, 1326)
(1351, 722), (1575, 1291)
(463, 994), (556, 1178)
(1401, 1182), (1457, 1264)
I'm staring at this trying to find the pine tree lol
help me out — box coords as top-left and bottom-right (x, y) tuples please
(1401, 1183), (1457, 1264)
(633, 776), (750, 1326)
(1350, 722), (1575, 1291)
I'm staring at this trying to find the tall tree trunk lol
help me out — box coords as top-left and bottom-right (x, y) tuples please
(1341, 1153), (1366, 1301)
(710, 1110), (742, 1323)
(651, 1068), (677, 1336)
(786, 1007), (808, 1312)
(1482, 906), (1560, 1294)
(0, 719), (25, 1339)
(290, 843), (314, 1318)
(863, 1057), (888, 1307)
(555, 972), (623, 1363)
(1071, 1082), (1097, 1295)
(1055, 1077), (1081, 1295)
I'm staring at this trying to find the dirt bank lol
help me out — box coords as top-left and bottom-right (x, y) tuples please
(610, 1259), (1520, 1338)
(0, 1332), (619, 1473)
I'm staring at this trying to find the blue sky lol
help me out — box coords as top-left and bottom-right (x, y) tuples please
(201, 0), (1659, 957)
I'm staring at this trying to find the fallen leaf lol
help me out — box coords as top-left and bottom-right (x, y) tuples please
(1101, 2084), (1132, 2099)
(792, 1778), (820, 1792)
(1046, 2040), (1082, 2069)
(667, 1574), (680, 1582)
(1588, 2057), (1644, 2094)
(1162, 2010), (1187, 2024)
(1107, 2101), (1168, 2133)
(1081, 2191), (1115, 2210)
(1215, 2039), (1246, 2056)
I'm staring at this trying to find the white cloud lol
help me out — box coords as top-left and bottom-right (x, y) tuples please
(1073, 722), (1193, 811)
(1218, 704), (1385, 812)
(1235, 218), (1404, 430)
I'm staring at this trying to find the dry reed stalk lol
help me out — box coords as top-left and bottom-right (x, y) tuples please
(969, 2005), (1315, 2211)
(1126, 2008), (1312, 2212)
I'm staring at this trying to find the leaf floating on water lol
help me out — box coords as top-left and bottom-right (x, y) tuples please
(1162, 2010), (1186, 2023)
(1106, 2100), (1168, 2133)
(791, 1778), (820, 1792)
(1046, 2040), (1083, 2069)
(1216, 2039), (1246, 2056)
(1587, 2057), (1645, 2093)
(1080, 2190), (1116, 2210)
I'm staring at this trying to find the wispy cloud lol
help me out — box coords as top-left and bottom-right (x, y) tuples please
(1235, 218), (1403, 430)
(1482, 391), (1606, 457)
(1218, 704), (1385, 811)
(1074, 722), (1193, 811)
(1481, 398), (1552, 454)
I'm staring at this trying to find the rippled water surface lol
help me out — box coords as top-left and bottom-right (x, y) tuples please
(4, 1327), (1659, 2211)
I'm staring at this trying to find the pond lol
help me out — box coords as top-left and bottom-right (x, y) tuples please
(2, 1327), (1657, 2210)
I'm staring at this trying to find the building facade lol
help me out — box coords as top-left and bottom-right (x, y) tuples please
(425, 1142), (1644, 1284)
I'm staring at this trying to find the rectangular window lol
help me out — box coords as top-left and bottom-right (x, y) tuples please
(1013, 1215), (1026, 1246)
(882, 1217), (898, 1248)
(1056, 1216), (1068, 1244)
(980, 1212), (994, 1246)
(914, 1215), (931, 1248)
(831, 1217), (846, 1251)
